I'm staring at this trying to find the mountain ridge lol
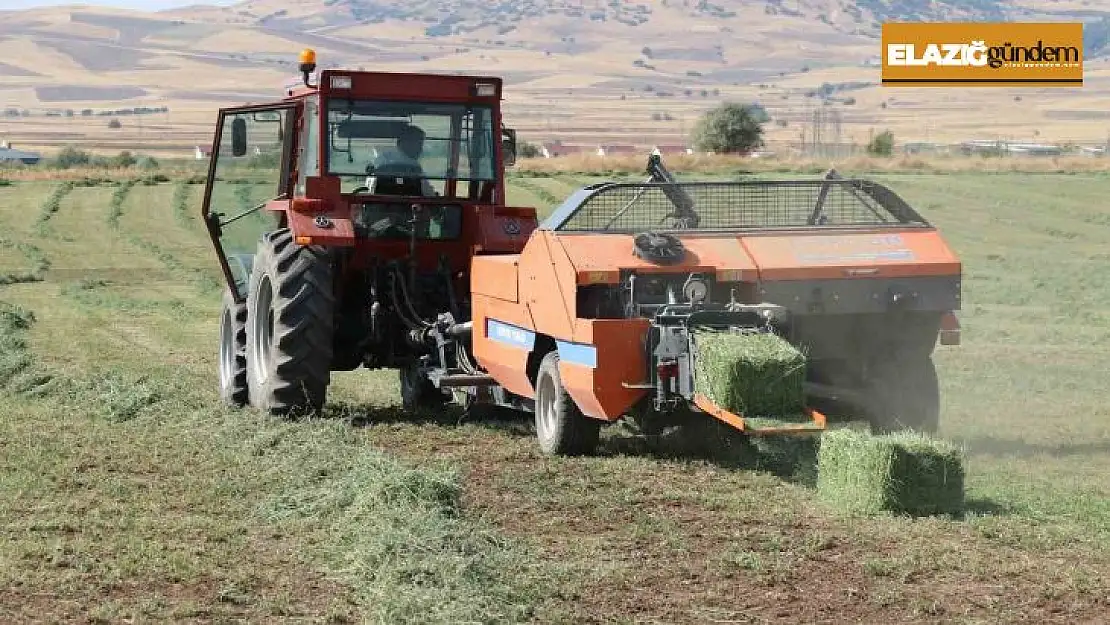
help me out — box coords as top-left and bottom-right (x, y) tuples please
(1, 0), (1109, 157)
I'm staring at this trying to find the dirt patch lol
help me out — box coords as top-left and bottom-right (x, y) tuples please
(35, 85), (149, 103)
(167, 90), (278, 102)
(0, 61), (41, 77)
(70, 11), (178, 47)
(38, 40), (168, 73)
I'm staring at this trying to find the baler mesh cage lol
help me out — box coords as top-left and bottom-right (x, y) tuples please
(554, 179), (927, 232)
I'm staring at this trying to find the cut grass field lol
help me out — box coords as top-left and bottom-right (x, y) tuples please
(0, 168), (1108, 623)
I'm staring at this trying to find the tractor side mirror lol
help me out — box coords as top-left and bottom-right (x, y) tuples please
(231, 117), (248, 157)
(501, 128), (517, 167)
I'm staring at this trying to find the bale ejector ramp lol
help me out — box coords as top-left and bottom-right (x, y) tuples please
(693, 394), (829, 436)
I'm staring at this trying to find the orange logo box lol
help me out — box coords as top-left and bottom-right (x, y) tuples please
(881, 22), (1083, 87)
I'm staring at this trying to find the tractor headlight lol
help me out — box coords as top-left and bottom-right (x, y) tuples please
(473, 82), (497, 97)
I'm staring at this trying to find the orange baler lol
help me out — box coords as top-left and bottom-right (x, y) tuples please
(466, 157), (961, 455)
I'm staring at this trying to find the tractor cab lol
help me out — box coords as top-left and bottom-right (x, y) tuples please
(201, 49), (533, 305)
(322, 93), (507, 202)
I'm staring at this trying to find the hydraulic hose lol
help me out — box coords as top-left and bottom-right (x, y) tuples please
(393, 266), (432, 328)
(389, 274), (429, 331)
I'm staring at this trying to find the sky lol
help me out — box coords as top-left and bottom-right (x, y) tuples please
(3, 0), (237, 10)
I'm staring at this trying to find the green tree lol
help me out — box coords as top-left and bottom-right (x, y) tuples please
(110, 151), (137, 169)
(747, 102), (770, 123)
(518, 141), (542, 158)
(51, 146), (91, 169)
(691, 102), (766, 154)
(867, 130), (895, 156)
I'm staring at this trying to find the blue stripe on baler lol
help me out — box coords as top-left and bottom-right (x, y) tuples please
(556, 340), (597, 368)
(486, 318), (536, 350)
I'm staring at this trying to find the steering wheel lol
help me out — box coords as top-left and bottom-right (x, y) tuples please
(368, 162), (423, 177)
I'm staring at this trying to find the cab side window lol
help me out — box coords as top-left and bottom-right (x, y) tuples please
(297, 97), (319, 196)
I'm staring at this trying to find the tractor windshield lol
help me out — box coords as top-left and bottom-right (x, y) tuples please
(325, 99), (496, 195)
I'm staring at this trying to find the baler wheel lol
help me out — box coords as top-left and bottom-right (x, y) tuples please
(218, 287), (249, 408)
(534, 351), (600, 456)
(862, 354), (940, 434)
(245, 228), (334, 417)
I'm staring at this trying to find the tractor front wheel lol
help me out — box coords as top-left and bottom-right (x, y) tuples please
(245, 228), (335, 417)
(862, 354), (940, 434)
(533, 351), (600, 456)
(218, 287), (249, 408)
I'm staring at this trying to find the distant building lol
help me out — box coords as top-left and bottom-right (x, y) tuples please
(1005, 143), (1062, 156)
(0, 143), (41, 165)
(902, 142), (948, 155)
(958, 140), (1062, 157)
(195, 145), (213, 160)
(596, 144), (638, 157)
(651, 144), (693, 156)
(539, 141), (591, 158)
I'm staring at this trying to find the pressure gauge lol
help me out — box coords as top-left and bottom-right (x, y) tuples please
(683, 275), (708, 304)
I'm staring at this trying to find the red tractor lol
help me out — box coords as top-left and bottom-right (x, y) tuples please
(204, 49), (534, 417)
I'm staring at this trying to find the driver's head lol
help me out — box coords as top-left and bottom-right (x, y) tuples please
(397, 125), (425, 159)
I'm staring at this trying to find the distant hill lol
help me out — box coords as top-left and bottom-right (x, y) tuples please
(0, 0), (1109, 158)
(187, 0), (1016, 34)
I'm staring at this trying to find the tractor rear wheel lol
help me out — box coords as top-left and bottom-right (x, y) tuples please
(862, 354), (940, 434)
(245, 228), (334, 417)
(533, 351), (600, 456)
(218, 287), (248, 408)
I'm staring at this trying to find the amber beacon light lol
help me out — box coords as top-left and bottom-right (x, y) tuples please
(299, 48), (318, 87)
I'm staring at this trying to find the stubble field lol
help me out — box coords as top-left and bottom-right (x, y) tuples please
(0, 165), (1107, 623)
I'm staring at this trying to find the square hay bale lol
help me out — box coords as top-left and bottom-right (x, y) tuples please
(692, 329), (806, 417)
(816, 429), (965, 517)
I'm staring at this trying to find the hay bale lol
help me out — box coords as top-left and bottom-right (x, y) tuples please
(748, 434), (821, 486)
(816, 429), (965, 516)
(692, 329), (806, 417)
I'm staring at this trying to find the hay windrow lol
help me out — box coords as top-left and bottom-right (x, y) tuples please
(692, 328), (807, 418)
(33, 181), (75, 236)
(816, 429), (965, 517)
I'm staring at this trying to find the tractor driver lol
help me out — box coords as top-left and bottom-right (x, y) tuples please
(365, 124), (437, 197)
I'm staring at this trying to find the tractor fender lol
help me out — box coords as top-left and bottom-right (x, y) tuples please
(226, 253), (254, 299)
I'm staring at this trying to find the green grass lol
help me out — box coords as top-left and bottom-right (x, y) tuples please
(0, 171), (1107, 622)
(0, 262), (549, 622)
